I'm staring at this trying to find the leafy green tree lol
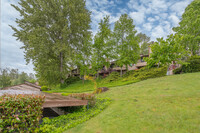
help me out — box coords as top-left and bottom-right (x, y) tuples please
(0, 68), (11, 88)
(137, 33), (151, 55)
(173, 0), (200, 55)
(113, 14), (140, 76)
(18, 72), (29, 83)
(145, 34), (188, 68)
(92, 16), (112, 78)
(10, 0), (91, 85)
(9, 69), (19, 80)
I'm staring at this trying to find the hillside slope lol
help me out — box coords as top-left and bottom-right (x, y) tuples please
(66, 73), (200, 133)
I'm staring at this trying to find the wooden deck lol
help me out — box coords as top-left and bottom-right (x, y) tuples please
(0, 82), (88, 108)
(43, 93), (88, 107)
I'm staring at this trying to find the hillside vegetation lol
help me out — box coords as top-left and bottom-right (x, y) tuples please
(47, 67), (167, 94)
(66, 72), (200, 133)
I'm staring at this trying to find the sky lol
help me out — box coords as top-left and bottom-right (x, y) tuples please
(0, 0), (193, 73)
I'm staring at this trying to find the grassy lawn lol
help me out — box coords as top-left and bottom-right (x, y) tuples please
(46, 80), (95, 93)
(46, 67), (166, 94)
(65, 72), (200, 133)
(46, 79), (140, 94)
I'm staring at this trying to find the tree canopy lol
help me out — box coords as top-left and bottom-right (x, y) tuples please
(173, 0), (200, 55)
(92, 16), (113, 77)
(10, 0), (91, 85)
(145, 34), (188, 68)
(137, 33), (151, 55)
(113, 14), (140, 76)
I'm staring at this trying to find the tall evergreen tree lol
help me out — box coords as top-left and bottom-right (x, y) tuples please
(10, 0), (91, 85)
(113, 14), (140, 76)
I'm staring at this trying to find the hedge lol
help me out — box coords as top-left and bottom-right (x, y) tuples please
(100, 72), (120, 84)
(182, 56), (200, 73)
(122, 66), (168, 81)
(173, 56), (200, 74)
(0, 94), (45, 133)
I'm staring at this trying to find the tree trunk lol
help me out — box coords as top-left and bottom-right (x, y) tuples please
(126, 64), (129, 71)
(120, 67), (123, 77)
(97, 71), (99, 79)
(82, 75), (84, 85)
(60, 52), (64, 84)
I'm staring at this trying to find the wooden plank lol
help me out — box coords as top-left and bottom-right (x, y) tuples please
(43, 100), (88, 108)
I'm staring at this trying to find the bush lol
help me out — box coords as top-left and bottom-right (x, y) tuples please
(182, 56), (200, 73)
(41, 86), (49, 91)
(39, 98), (111, 133)
(173, 66), (183, 74)
(101, 72), (120, 83)
(95, 87), (109, 94)
(0, 94), (45, 133)
(122, 66), (168, 81)
(62, 77), (80, 87)
(173, 56), (200, 74)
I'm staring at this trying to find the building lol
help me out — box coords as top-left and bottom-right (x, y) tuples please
(71, 46), (153, 78)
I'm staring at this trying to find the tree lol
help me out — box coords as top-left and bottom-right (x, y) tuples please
(145, 34), (188, 68)
(137, 33), (151, 55)
(10, 0), (91, 85)
(92, 16), (112, 78)
(0, 68), (11, 88)
(113, 14), (140, 76)
(173, 0), (200, 55)
(18, 72), (29, 83)
(9, 69), (19, 80)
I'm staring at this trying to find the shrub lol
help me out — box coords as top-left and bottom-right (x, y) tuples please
(39, 98), (111, 133)
(173, 56), (200, 74)
(173, 66), (183, 74)
(95, 87), (109, 94)
(61, 77), (80, 88)
(0, 94), (45, 133)
(29, 79), (37, 84)
(182, 56), (200, 73)
(41, 86), (49, 91)
(101, 72), (120, 83)
(122, 70), (135, 77)
(122, 66), (168, 81)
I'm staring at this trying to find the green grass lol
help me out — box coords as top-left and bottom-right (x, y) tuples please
(46, 66), (166, 94)
(65, 72), (200, 133)
(46, 80), (95, 93)
(46, 79), (140, 94)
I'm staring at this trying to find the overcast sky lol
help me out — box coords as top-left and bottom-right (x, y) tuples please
(1, 0), (193, 73)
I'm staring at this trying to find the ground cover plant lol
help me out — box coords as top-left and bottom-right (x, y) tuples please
(0, 94), (45, 133)
(39, 98), (111, 133)
(66, 72), (200, 133)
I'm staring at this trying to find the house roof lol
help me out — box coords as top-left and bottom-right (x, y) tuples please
(0, 83), (88, 108)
